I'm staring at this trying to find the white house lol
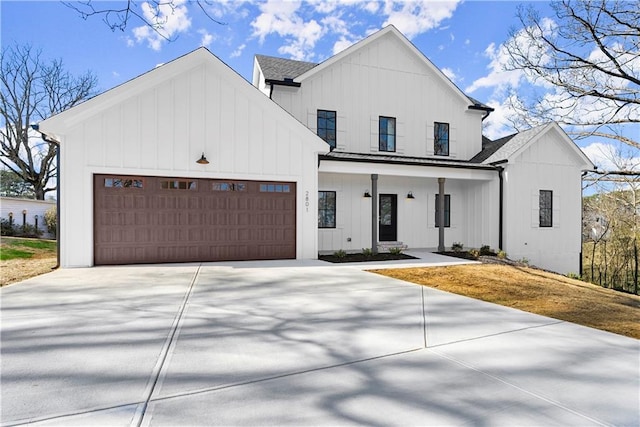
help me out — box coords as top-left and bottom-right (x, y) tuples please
(253, 26), (594, 274)
(39, 26), (593, 274)
(0, 197), (55, 238)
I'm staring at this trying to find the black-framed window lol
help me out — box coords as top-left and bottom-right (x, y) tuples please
(434, 122), (449, 156)
(317, 110), (336, 149)
(435, 194), (451, 228)
(318, 191), (336, 228)
(379, 116), (396, 152)
(539, 190), (553, 227)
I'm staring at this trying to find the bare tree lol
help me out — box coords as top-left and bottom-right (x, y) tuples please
(0, 44), (97, 199)
(63, 0), (225, 41)
(504, 0), (639, 151)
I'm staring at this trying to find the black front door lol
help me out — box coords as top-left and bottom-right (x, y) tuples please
(379, 194), (397, 241)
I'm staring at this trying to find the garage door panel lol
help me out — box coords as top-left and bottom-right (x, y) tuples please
(94, 175), (295, 265)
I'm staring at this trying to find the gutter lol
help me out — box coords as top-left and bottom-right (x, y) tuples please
(319, 153), (500, 171)
(31, 124), (61, 269)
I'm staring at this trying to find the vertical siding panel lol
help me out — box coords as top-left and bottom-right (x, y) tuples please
(156, 81), (173, 170)
(172, 76), (189, 170)
(139, 89), (157, 170)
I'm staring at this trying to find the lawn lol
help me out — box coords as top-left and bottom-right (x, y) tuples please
(373, 264), (640, 339)
(0, 236), (57, 286)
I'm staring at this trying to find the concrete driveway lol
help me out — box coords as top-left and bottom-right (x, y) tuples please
(1, 258), (638, 426)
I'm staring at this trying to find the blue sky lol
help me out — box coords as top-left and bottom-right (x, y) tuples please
(2, 0), (628, 169)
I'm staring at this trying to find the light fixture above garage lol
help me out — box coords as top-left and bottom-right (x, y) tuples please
(196, 153), (209, 165)
(363, 190), (372, 198)
(407, 191), (415, 199)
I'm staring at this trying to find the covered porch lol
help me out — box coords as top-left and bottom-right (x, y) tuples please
(318, 153), (502, 255)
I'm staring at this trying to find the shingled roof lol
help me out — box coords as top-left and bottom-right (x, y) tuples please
(255, 55), (317, 82)
(471, 125), (548, 164)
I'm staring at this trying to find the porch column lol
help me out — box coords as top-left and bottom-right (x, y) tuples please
(438, 177), (445, 252)
(371, 174), (378, 254)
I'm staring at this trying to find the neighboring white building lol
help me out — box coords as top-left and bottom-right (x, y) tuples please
(0, 197), (55, 238)
(39, 26), (593, 273)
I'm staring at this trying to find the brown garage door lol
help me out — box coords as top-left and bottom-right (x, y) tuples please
(93, 175), (296, 265)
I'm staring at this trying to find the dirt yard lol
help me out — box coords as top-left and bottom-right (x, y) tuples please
(373, 264), (640, 339)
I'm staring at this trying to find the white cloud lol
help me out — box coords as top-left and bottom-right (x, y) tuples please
(251, 0), (326, 60)
(132, 0), (191, 51)
(364, 1), (379, 13)
(441, 67), (456, 82)
(581, 141), (640, 172)
(230, 43), (246, 58)
(198, 29), (214, 47)
(382, 0), (461, 39)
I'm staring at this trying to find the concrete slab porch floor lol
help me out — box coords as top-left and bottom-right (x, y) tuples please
(1, 258), (638, 426)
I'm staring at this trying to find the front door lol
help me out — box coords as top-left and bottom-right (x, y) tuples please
(379, 194), (397, 241)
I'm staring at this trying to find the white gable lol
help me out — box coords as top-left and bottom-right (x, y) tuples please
(39, 48), (327, 267)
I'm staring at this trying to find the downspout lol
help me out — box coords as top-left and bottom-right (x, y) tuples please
(269, 82), (274, 99)
(489, 159), (508, 252)
(498, 166), (504, 250)
(31, 124), (60, 269)
(580, 170), (589, 276)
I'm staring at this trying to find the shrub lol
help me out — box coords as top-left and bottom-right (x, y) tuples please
(389, 247), (404, 255)
(44, 206), (57, 237)
(566, 273), (582, 280)
(451, 242), (464, 252)
(497, 250), (507, 259)
(469, 248), (480, 258)
(333, 249), (347, 259)
(518, 257), (530, 265)
(362, 248), (374, 257)
(480, 245), (493, 256)
(16, 223), (43, 238)
(1, 218), (16, 236)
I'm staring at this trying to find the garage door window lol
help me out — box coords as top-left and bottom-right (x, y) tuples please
(161, 180), (197, 190)
(213, 182), (246, 191)
(260, 183), (291, 193)
(104, 177), (144, 188)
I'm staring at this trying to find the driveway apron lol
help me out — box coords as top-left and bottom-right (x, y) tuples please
(1, 262), (638, 426)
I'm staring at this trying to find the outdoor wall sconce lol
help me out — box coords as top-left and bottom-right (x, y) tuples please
(363, 190), (372, 198)
(196, 153), (209, 165)
(34, 214), (39, 231)
(22, 210), (27, 226)
(406, 191), (415, 199)
(8, 212), (13, 226)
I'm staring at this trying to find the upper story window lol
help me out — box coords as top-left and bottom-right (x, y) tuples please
(434, 122), (449, 156)
(539, 190), (553, 227)
(379, 116), (396, 152)
(317, 110), (336, 149)
(318, 191), (336, 228)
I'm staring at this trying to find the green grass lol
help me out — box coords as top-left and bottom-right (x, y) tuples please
(4, 238), (57, 250)
(0, 236), (57, 261)
(0, 248), (34, 261)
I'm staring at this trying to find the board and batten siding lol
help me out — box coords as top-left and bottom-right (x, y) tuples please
(41, 49), (326, 267)
(502, 130), (585, 274)
(318, 173), (499, 253)
(272, 31), (485, 161)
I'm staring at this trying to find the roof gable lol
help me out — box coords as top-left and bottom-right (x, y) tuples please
(295, 25), (477, 109)
(40, 48), (327, 152)
(477, 123), (595, 169)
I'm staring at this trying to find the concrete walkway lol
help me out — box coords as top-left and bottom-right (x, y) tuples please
(1, 259), (638, 426)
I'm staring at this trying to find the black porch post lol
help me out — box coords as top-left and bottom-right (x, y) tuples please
(371, 174), (378, 255)
(438, 177), (445, 252)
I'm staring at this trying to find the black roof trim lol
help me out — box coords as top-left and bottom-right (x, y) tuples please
(265, 78), (301, 87)
(319, 152), (499, 171)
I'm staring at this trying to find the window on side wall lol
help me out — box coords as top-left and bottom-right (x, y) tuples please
(318, 191), (336, 228)
(379, 116), (396, 152)
(317, 110), (336, 149)
(435, 194), (451, 227)
(539, 190), (553, 227)
(434, 122), (449, 156)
